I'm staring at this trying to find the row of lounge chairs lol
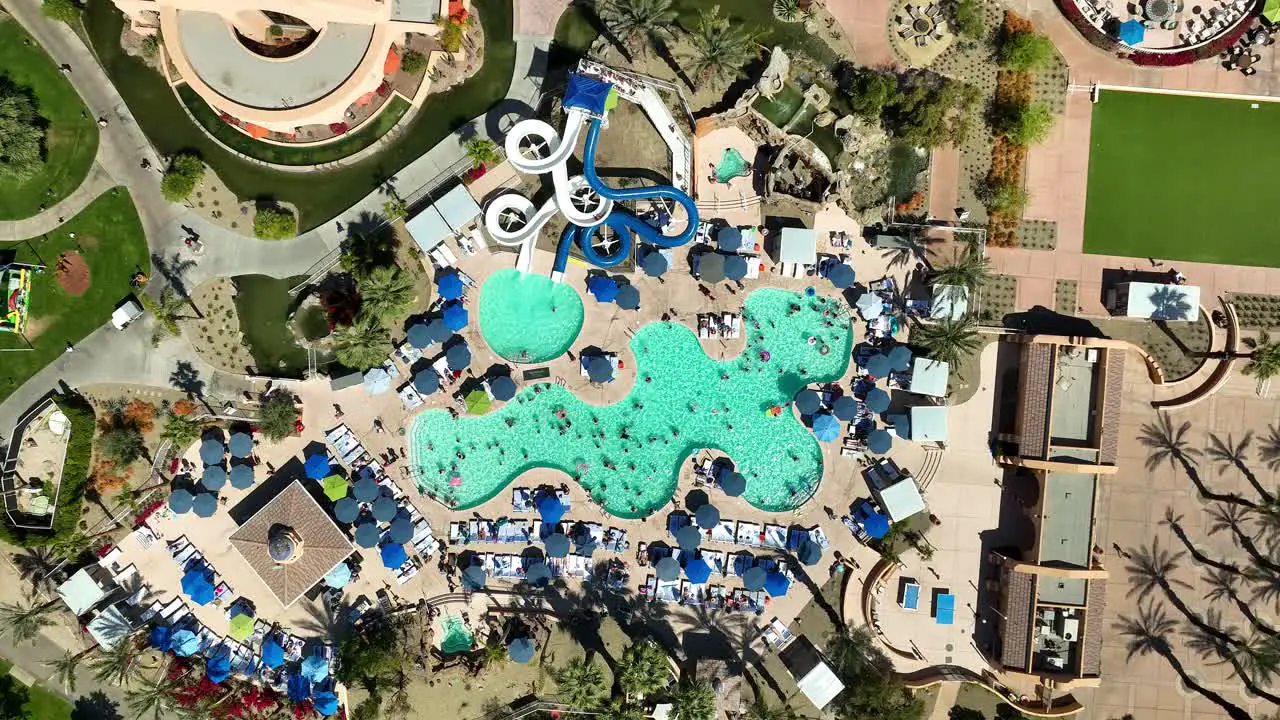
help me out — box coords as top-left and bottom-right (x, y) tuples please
(640, 578), (768, 612)
(667, 513), (831, 551)
(697, 312), (741, 339)
(447, 518), (630, 553)
(477, 553), (596, 580)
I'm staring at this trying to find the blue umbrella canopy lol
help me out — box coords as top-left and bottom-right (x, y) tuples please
(192, 493), (217, 518)
(798, 539), (823, 566)
(699, 253), (726, 283)
(724, 255), (749, 282)
(793, 388), (820, 415)
(462, 565), (487, 590)
(371, 496), (398, 522)
(676, 525), (702, 551)
(313, 692), (340, 717)
(1118, 18), (1145, 44)
(286, 675), (311, 703)
(304, 454), (331, 480)
(380, 543), (407, 570)
(201, 466), (226, 491)
(641, 249), (669, 277)
(720, 472), (746, 497)
(363, 367), (392, 396)
(861, 510), (891, 539)
(684, 556), (712, 584)
(587, 275), (619, 303)
(388, 516), (414, 544)
(828, 263), (855, 289)
(524, 562), (552, 586)
(199, 438), (224, 466)
(586, 356), (613, 383)
(182, 568), (214, 605)
(655, 556), (680, 581)
(324, 562), (352, 589)
(407, 323), (432, 349)
(171, 629), (200, 657)
(352, 476), (379, 502)
(742, 566), (767, 591)
(334, 497), (360, 524)
(508, 637), (535, 664)
(867, 428), (893, 454)
(832, 396), (859, 421)
(207, 649), (232, 684)
(865, 388), (891, 414)
(764, 571), (791, 597)
(427, 319), (452, 343)
(261, 637), (285, 668)
(887, 345), (913, 372)
(228, 432), (252, 458)
(442, 301), (469, 331)
(615, 284), (641, 310)
(489, 375), (516, 401)
(695, 504), (720, 529)
(544, 533), (571, 558)
(437, 272), (464, 301)
(717, 226), (743, 252)
(228, 464), (254, 489)
(537, 494), (568, 524)
(446, 342), (472, 371)
(865, 354), (892, 378)
(812, 413), (841, 443)
(413, 370), (440, 395)
(149, 625), (172, 650)
(168, 489), (194, 514)
(355, 523), (381, 548)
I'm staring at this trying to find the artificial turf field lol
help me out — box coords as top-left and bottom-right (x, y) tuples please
(1083, 89), (1280, 267)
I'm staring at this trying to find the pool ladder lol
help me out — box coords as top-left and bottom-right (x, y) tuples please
(554, 377), (567, 387)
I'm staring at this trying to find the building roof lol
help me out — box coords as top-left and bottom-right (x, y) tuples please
(1000, 567), (1037, 670)
(779, 637), (844, 710)
(909, 405), (948, 442)
(875, 477), (927, 522)
(778, 228), (817, 265)
(86, 604), (133, 650)
(908, 357), (949, 398)
(405, 206), (452, 253)
(229, 481), (354, 607)
(435, 184), (482, 232)
(1121, 281), (1200, 321)
(930, 284), (969, 321)
(57, 567), (110, 616)
(1039, 471), (1098, 570)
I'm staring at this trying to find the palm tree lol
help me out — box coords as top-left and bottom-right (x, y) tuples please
(464, 137), (501, 169)
(1231, 630), (1280, 690)
(824, 626), (888, 679)
(1243, 330), (1280, 381)
(142, 287), (187, 344)
(383, 671), (412, 720)
(1206, 431), (1270, 502)
(773, 0), (803, 22)
(671, 680), (716, 720)
(1139, 415), (1254, 507)
(11, 547), (65, 594)
(596, 0), (678, 54)
(1246, 565), (1280, 608)
(44, 648), (91, 693)
(1203, 567), (1242, 606)
(617, 638), (673, 701)
(931, 247), (990, 291)
(125, 674), (183, 720)
(0, 594), (60, 645)
(911, 316), (981, 368)
(333, 314), (391, 370)
(1207, 501), (1280, 574)
(357, 266), (415, 325)
(683, 7), (760, 83)
(91, 638), (142, 686)
(1161, 508), (1240, 577)
(744, 698), (796, 720)
(552, 657), (607, 709)
(601, 698), (648, 720)
(1182, 612), (1236, 666)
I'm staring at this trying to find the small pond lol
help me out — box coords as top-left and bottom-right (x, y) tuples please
(232, 274), (332, 378)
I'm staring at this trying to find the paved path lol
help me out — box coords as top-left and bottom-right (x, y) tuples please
(0, 164), (119, 241)
(824, 0), (897, 68)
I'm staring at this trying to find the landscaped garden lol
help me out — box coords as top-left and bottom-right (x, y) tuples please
(0, 659), (72, 720)
(0, 18), (98, 220)
(1084, 90), (1280, 267)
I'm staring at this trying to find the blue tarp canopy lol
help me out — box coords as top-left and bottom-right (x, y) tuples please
(192, 493), (217, 518)
(508, 637), (535, 664)
(764, 571), (791, 597)
(537, 494), (568, 523)
(616, 284), (641, 310)
(685, 556), (712, 584)
(655, 556), (680, 581)
(437, 272), (464, 301)
(587, 275), (619, 303)
(262, 638), (285, 668)
(168, 489), (193, 514)
(228, 432), (253, 458)
(182, 568), (215, 605)
(407, 323), (432, 349)
(812, 413), (841, 443)
(381, 543), (408, 570)
(1118, 18), (1145, 45)
(442, 301), (468, 331)
(793, 388), (820, 415)
(564, 72), (613, 115)
(171, 629), (200, 657)
(313, 692), (340, 716)
(489, 375), (516, 401)
(305, 454), (331, 480)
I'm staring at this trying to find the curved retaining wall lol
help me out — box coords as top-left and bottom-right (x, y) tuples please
(1152, 297), (1240, 410)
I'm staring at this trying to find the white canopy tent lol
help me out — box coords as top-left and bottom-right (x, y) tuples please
(908, 357), (949, 398)
(778, 228), (817, 265)
(874, 477), (927, 522)
(405, 184), (482, 253)
(57, 568), (110, 615)
(910, 405), (948, 443)
(1115, 281), (1200, 321)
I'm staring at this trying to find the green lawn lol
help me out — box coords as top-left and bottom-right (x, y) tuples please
(1084, 90), (1280, 267)
(83, 0), (514, 231)
(0, 659), (73, 720)
(178, 85), (412, 166)
(0, 188), (149, 402)
(0, 18), (99, 220)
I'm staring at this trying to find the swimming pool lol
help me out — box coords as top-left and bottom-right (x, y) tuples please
(438, 615), (474, 655)
(715, 148), (750, 183)
(408, 288), (853, 518)
(479, 269), (585, 363)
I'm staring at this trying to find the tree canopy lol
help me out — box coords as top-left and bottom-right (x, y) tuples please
(258, 393), (300, 441)
(0, 82), (45, 181)
(999, 30), (1056, 71)
(992, 101), (1055, 146)
(948, 0), (986, 41)
(826, 628), (924, 720)
(42, 0), (81, 23)
(616, 639), (671, 700)
(253, 206), (297, 240)
(334, 314), (392, 370)
(400, 49), (428, 75)
(160, 153), (205, 202)
(97, 426), (145, 467)
(358, 265), (415, 325)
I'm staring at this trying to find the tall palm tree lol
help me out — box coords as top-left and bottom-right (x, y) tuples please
(682, 7), (760, 83)
(91, 638), (142, 687)
(1232, 630), (1280, 690)
(552, 657), (607, 709)
(617, 639), (672, 700)
(463, 137), (501, 169)
(1243, 330), (1280, 381)
(670, 680), (716, 720)
(601, 698), (648, 720)
(44, 648), (91, 693)
(1252, 498), (1280, 555)
(125, 674), (183, 720)
(911, 316), (981, 368)
(0, 594), (60, 645)
(1206, 431), (1271, 502)
(142, 287), (188, 344)
(1203, 567), (1243, 606)
(333, 314), (391, 370)
(1246, 565), (1280, 609)
(11, 547), (65, 595)
(596, 0), (678, 54)
(931, 247), (990, 291)
(357, 266), (415, 325)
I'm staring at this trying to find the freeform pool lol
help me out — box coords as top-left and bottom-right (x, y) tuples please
(408, 288), (853, 518)
(479, 269), (585, 363)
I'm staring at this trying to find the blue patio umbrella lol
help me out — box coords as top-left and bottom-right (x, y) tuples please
(334, 497), (359, 524)
(797, 539), (823, 566)
(832, 396), (859, 421)
(437, 272), (464, 301)
(182, 568), (215, 605)
(867, 428), (893, 454)
(865, 388), (891, 414)
(764, 571), (791, 597)
(865, 354), (892, 378)
(676, 525), (702, 551)
(442, 301), (469, 331)
(489, 375), (516, 401)
(793, 388), (820, 415)
(413, 370), (440, 395)
(353, 476), (379, 502)
(192, 493), (217, 518)
(695, 504), (720, 529)
(372, 496), (398, 522)
(261, 638), (285, 669)
(462, 565), (487, 590)
(388, 516), (413, 544)
(304, 454), (331, 480)
(1118, 18), (1145, 45)
(199, 438), (224, 466)
(207, 649), (232, 684)
(685, 556), (712, 584)
(720, 472), (746, 497)
(587, 275), (619, 303)
(201, 466), (226, 491)
(887, 345), (913, 372)
(544, 533), (571, 558)
(742, 566), (767, 591)
(587, 356), (614, 383)
(407, 323), (432, 349)
(655, 556), (680, 581)
(313, 692), (340, 717)
(641, 249), (669, 277)
(615, 284), (641, 310)
(508, 637), (535, 664)
(524, 561), (552, 586)
(446, 342), (472, 371)
(717, 226), (743, 252)
(363, 367), (392, 395)
(427, 319), (452, 343)
(861, 510), (891, 539)
(168, 489), (194, 514)
(149, 625), (172, 651)
(699, 252), (726, 283)
(724, 254), (749, 282)
(827, 263), (855, 289)
(171, 629), (200, 657)
(228, 432), (253, 459)
(286, 675), (311, 703)
(355, 523), (381, 548)
(324, 562), (352, 589)
(812, 413), (841, 443)
(537, 494), (568, 524)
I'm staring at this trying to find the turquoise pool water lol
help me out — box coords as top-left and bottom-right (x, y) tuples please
(479, 269), (585, 363)
(715, 148), (750, 183)
(409, 288), (853, 518)
(439, 615), (474, 654)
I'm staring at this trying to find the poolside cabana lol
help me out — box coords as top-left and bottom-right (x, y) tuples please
(909, 405), (948, 445)
(930, 285), (969, 321)
(873, 476), (927, 523)
(1109, 281), (1200, 321)
(57, 567), (115, 616)
(907, 358), (949, 398)
(778, 228), (817, 277)
(779, 636), (845, 711)
(405, 185), (482, 254)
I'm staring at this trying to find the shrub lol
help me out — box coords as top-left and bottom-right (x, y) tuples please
(41, 0), (81, 23)
(884, 74), (980, 147)
(839, 67), (897, 119)
(949, 0), (986, 40)
(254, 206), (297, 240)
(160, 154), (205, 202)
(439, 19), (464, 53)
(258, 394), (300, 441)
(0, 84), (46, 181)
(991, 101), (1055, 145)
(400, 49), (428, 75)
(268, 24), (283, 37)
(979, 176), (1029, 213)
(140, 33), (161, 59)
(97, 426), (146, 467)
(999, 30), (1056, 70)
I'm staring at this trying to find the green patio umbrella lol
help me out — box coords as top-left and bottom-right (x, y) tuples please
(464, 390), (492, 415)
(1266, 0), (1280, 24)
(322, 475), (348, 502)
(228, 614), (255, 642)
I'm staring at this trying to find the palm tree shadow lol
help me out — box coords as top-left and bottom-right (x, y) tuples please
(1139, 415), (1256, 509)
(1205, 431), (1272, 503)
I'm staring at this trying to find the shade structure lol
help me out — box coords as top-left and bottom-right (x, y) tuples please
(301, 654), (330, 683)
(724, 254), (749, 282)
(407, 323), (432, 349)
(324, 562), (352, 589)
(319, 475), (346, 502)
(442, 301), (469, 331)
(742, 566), (767, 591)
(171, 629), (200, 657)
(812, 413), (841, 443)
(388, 516), (414, 544)
(887, 345), (913, 372)
(462, 564), (487, 590)
(615, 284), (641, 310)
(827, 263), (855, 288)
(413, 370), (440, 395)
(695, 504), (720, 529)
(717, 226), (743, 251)
(334, 497), (360, 524)
(313, 692), (340, 717)
(1267, 0), (1280, 23)
(228, 613), (255, 642)
(437, 272), (464, 301)
(699, 252), (726, 283)
(544, 532), (571, 558)
(354, 523), (381, 548)
(685, 556), (712, 584)
(793, 388), (820, 415)
(489, 375), (516, 401)
(720, 472), (746, 497)
(867, 428), (893, 454)
(675, 524), (702, 551)
(372, 496), (398, 522)
(586, 356), (614, 383)
(856, 292), (883, 320)
(764, 571), (791, 597)
(287, 675), (311, 703)
(641, 249), (669, 277)
(199, 438), (224, 466)
(861, 509), (891, 539)
(229, 464), (255, 489)
(508, 637), (535, 664)
(797, 539), (823, 566)
(537, 494), (568, 524)
(363, 367), (392, 395)
(655, 556), (680, 581)
(168, 489), (194, 514)
(865, 388), (891, 414)
(201, 466), (226, 491)
(304, 454), (331, 480)
(380, 543), (408, 570)
(587, 275), (619, 303)
(1118, 18), (1145, 44)
(149, 625), (172, 650)
(865, 354), (892, 378)
(524, 561), (552, 586)
(228, 432), (253, 458)
(446, 342), (472, 371)
(427, 319), (452, 343)
(192, 493), (217, 518)
(465, 390), (492, 415)
(832, 396), (859, 421)
(261, 638), (285, 668)
(353, 476), (379, 502)
(182, 568), (215, 605)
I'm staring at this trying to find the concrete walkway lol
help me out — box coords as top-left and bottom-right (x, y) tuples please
(0, 164), (120, 241)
